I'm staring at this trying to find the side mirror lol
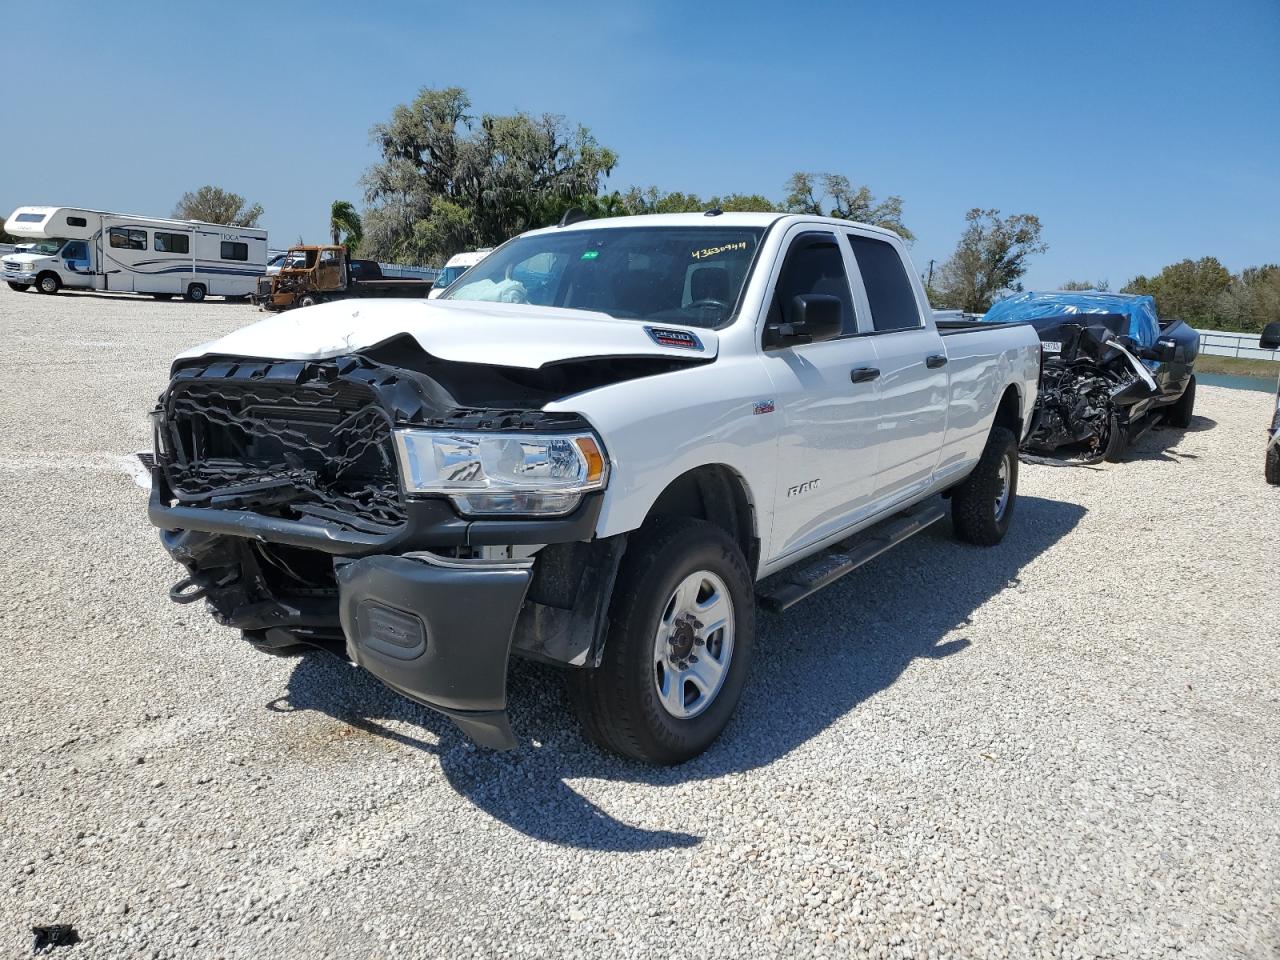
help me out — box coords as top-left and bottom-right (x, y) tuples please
(1260, 321), (1280, 351)
(766, 294), (842, 347)
(1156, 338), (1178, 362)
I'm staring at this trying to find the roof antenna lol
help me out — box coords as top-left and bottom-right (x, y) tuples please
(558, 207), (589, 227)
(704, 207), (723, 217)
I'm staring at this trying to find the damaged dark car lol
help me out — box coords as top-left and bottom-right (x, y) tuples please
(982, 291), (1200, 462)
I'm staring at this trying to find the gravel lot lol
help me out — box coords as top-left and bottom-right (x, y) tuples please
(2, 286), (1278, 960)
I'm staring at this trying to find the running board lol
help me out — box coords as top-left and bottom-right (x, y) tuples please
(758, 501), (947, 612)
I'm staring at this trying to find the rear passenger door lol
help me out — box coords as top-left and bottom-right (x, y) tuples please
(845, 231), (949, 504)
(758, 227), (884, 562)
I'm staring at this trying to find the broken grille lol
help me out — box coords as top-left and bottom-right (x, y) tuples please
(161, 373), (406, 534)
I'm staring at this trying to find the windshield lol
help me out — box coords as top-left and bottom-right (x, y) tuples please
(435, 265), (469, 289)
(27, 238), (64, 256)
(442, 226), (765, 328)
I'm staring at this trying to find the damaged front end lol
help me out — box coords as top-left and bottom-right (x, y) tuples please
(147, 338), (692, 747)
(1025, 315), (1159, 462)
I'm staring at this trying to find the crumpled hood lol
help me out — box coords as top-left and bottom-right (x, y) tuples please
(174, 298), (718, 370)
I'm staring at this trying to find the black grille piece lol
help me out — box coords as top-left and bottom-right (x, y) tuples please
(159, 358), (406, 534)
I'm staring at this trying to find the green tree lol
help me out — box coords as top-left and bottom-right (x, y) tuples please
(1210, 264), (1280, 332)
(361, 86), (617, 264)
(172, 185), (263, 227)
(329, 200), (363, 253)
(932, 208), (1047, 312)
(1122, 257), (1233, 327)
(1059, 279), (1109, 291)
(782, 172), (913, 240)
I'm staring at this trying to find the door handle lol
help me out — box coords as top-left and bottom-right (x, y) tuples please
(849, 367), (880, 384)
(925, 354), (948, 369)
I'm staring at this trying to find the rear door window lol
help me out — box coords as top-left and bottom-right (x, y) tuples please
(846, 234), (922, 332)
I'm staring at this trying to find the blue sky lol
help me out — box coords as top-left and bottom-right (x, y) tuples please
(3, 0), (1277, 288)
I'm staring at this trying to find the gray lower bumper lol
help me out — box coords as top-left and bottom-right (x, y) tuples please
(335, 553), (534, 750)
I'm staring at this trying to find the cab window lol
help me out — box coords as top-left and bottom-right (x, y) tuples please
(767, 232), (857, 336)
(61, 241), (89, 260)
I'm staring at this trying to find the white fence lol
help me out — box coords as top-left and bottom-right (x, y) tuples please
(1197, 329), (1279, 362)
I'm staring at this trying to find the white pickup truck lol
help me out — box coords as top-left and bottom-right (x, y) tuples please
(147, 212), (1041, 764)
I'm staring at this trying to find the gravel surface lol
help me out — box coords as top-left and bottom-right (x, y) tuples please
(2, 286), (1278, 960)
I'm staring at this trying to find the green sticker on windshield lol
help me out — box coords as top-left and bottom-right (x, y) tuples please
(580, 250), (600, 260)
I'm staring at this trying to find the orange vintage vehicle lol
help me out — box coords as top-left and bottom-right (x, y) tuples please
(254, 245), (433, 311)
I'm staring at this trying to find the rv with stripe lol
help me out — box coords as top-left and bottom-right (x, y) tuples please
(2, 205), (267, 301)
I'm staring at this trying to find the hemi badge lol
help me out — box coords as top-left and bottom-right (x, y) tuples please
(753, 399), (775, 415)
(645, 326), (704, 351)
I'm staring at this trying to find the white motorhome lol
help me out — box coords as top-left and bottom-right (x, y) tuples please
(2, 206), (267, 300)
(427, 248), (493, 298)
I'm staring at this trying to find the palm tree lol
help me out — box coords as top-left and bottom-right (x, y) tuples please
(329, 200), (363, 254)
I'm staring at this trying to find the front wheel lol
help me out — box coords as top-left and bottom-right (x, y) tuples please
(568, 517), (755, 764)
(36, 273), (61, 295)
(1267, 411), (1280, 486)
(7, 282), (30, 292)
(298, 293), (321, 308)
(1166, 375), (1196, 429)
(1101, 411), (1129, 462)
(951, 426), (1018, 546)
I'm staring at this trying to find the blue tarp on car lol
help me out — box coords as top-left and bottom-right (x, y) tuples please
(981, 291), (1160, 348)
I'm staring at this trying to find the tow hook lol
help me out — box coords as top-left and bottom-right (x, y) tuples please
(169, 571), (237, 604)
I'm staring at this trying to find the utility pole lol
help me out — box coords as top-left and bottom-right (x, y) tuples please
(926, 258), (935, 288)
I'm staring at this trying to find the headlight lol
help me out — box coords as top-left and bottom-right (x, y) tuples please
(393, 429), (608, 517)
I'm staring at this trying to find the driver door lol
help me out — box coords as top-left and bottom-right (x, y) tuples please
(316, 248), (345, 291)
(757, 227), (884, 563)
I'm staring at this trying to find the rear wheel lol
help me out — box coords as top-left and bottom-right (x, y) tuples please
(951, 426), (1018, 546)
(184, 283), (206, 302)
(36, 272), (61, 295)
(7, 282), (30, 292)
(568, 517), (755, 764)
(1166, 375), (1196, 429)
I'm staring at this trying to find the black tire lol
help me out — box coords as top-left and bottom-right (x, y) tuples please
(1267, 410), (1280, 486)
(951, 426), (1018, 546)
(568, 517), (755, 765)
(1101, 411), (1129, 462)
(36, 272), (61, 295)
(184, 283), (206, 302)
(1166, 375), (1196, 429)
(151, 293), (174, 300)
(7, 282), (30, 292)
(298, 294), (320, 308)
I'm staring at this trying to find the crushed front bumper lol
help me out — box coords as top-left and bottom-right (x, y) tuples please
(150, 468), (606, 750)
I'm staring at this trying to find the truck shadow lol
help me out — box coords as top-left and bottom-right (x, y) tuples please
(278, 494), (1085, 851)
(1120, 416), (1217, 464)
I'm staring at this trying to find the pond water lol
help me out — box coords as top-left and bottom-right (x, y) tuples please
(1198, 372), (1277, 394)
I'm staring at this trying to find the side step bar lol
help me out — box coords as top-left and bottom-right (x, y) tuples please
(758, 501), (947, 612)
